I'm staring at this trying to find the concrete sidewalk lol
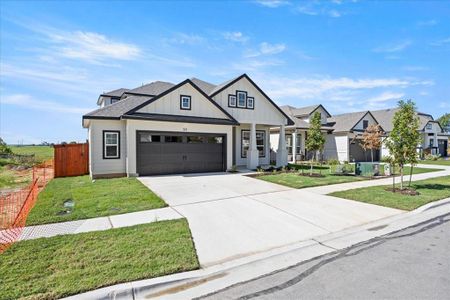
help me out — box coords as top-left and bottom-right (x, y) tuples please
(17, 207), (182, 241)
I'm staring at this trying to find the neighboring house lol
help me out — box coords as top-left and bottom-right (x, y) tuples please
(270, 105), (333, 162)
(83, 74), (293, 178)
(272, 105), (449, 163)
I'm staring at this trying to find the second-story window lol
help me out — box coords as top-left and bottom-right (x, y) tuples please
(363, 120), (369, 129)
(180, 95), (191, 110)
(237, 91), (247, 108)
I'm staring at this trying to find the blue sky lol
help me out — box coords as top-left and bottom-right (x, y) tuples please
(1, 0), (449, 144)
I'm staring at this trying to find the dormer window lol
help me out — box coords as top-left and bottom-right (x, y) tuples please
(426, 123), (432, 130)
(111, 98), (119, 104)
(180, 95), (191, 110)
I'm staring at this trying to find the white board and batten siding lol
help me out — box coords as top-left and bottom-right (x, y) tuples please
(212, 77), (287, 126)
(137, 82), (229, 120)
(89, 119), (127, 177)
(303, 106), (329, 125)
(323, 134), (349, 162)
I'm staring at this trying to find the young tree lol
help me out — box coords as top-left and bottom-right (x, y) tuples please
(305, 112), (325, 175)
(361, 124), (383, 162)
(0, 137), (12, 154)
(384, 100), (421, 190)
(437, 113), (450, 129)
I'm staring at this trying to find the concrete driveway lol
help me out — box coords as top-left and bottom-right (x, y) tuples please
(138, 173), (402, 267)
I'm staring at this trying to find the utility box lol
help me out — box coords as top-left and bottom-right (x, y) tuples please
(355, 162), (380, 177)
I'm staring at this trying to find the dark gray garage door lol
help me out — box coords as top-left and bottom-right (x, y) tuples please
(137, 131), (226, 175)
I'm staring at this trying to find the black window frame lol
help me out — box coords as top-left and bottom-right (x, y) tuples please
(228, 94), (237, 107)
(246, 97), (255, 109)
(363, 120), (369, 129)
(241, 129), (266, 158)
(180, 95), (191, 110)
(103, 130), (120, 159)
(236, 90), (247, 108)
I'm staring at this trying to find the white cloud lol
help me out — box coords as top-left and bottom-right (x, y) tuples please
(223, 31), (248, 43)
(49, 31), (141, 62)
(328, 10), (341, 18)
(366, 92), (405, 103)
(403, 65), (428, 72)
(430, 37), (450, 47)
(165, 33), (205, 45)
(439, 102), (450, 108)
(254, 0), (290, 8)
(296, 5), (319, 16)
(245, 42), (286, 57)
(373, 40), (412, 53)
(258, 75), (432, 99)
(1, 94), (92, 114)
(417, 19), (437, 27)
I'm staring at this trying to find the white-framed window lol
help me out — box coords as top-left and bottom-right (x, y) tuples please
(295, 133), (302, 154)
(241, 130), (265, 158)
(237, 91), (247, 108)
(426, 123), (433, 130)
(285, 134), (293, 155)
(247, 97), (254, 109)
(228, 94), (237, 107)
(103, 131), (120, 159)
(110, 98), (119, 104)
(180, 95), (191, 110)
(429, 138), (434, 147)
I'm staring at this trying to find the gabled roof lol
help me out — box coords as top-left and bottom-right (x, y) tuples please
(285, 104), (332, 118)
(87, 95), (151, 119)
(328, 111), (370, 132)
(97, 88), (129, 105)
(190, 78), (216, 94)
(280, 105), (334, 131)
(123, 81), (175, 97)
(209, 73), (294, 126)
(125, 79), (239, 125)
(370, 108), (435, 132)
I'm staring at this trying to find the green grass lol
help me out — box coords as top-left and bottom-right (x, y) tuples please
(0, 219), (199, 300)
(9, 145), (54, 162)
(395, 166), (442, 175)
(26, 175), (166, 225)
(0, 166), (31, 190)
(329, 176), (450, 211)
(258, 166), (440, 189)
(258, 172), (367, 189)
(419, 159), (450, 166)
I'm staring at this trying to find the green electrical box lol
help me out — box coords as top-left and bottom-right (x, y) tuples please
(355, 162), (380, 177)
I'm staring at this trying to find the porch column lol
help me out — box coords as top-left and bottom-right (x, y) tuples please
(276, 125), (288, 167)
(291, 130), (297, 163)
(247, 123), (259, 170)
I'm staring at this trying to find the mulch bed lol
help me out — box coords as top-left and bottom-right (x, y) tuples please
(384, 187), (420, 196)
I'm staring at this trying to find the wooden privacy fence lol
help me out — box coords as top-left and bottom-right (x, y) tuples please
(54, 143), (89, 177)
(0, 160), (53, 253)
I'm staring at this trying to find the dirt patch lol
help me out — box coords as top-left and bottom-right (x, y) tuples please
(384, 187), (420, 196)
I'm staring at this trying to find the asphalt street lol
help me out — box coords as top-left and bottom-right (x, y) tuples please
(200, 213), (450, 300)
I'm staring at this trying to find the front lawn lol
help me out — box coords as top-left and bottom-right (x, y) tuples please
(258, 172), (367, 189)
(0, 219), (199, 300)
(329, 175), (450, 211)
(393, 165), (442, 175)
(27, 175), (166, 225)
(257, 166), (440, 189)
(419, 158), (450, 166)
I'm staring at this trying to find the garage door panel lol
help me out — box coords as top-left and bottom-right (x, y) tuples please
(137, 131), (225, 175)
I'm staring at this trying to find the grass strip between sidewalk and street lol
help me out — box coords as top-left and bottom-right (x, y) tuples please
(419, 159), (450, 166)
(26, 175), (166, 226)
(0, 219), (199, 300)
(329, 175), (450, 211)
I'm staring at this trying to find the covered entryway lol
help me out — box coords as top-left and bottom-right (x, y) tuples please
(349, 139), (380, 162)
(136, 131), (226, 175)
(438, 139), (448, 157)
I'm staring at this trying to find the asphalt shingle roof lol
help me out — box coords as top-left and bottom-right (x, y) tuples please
(327, 111), (368, 132)
(86, 95), (151, 118)
(124, 81), (175, 96)
(190, 78), (216, 94)
(101, 88), (129, 97)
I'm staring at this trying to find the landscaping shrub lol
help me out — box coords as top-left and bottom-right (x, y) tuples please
(425, 153), (440, 161)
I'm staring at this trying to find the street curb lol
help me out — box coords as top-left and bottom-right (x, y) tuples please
(63, 197), (450, 300)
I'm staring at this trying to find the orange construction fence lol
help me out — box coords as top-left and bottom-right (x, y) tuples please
(0, 160), (53, 253)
